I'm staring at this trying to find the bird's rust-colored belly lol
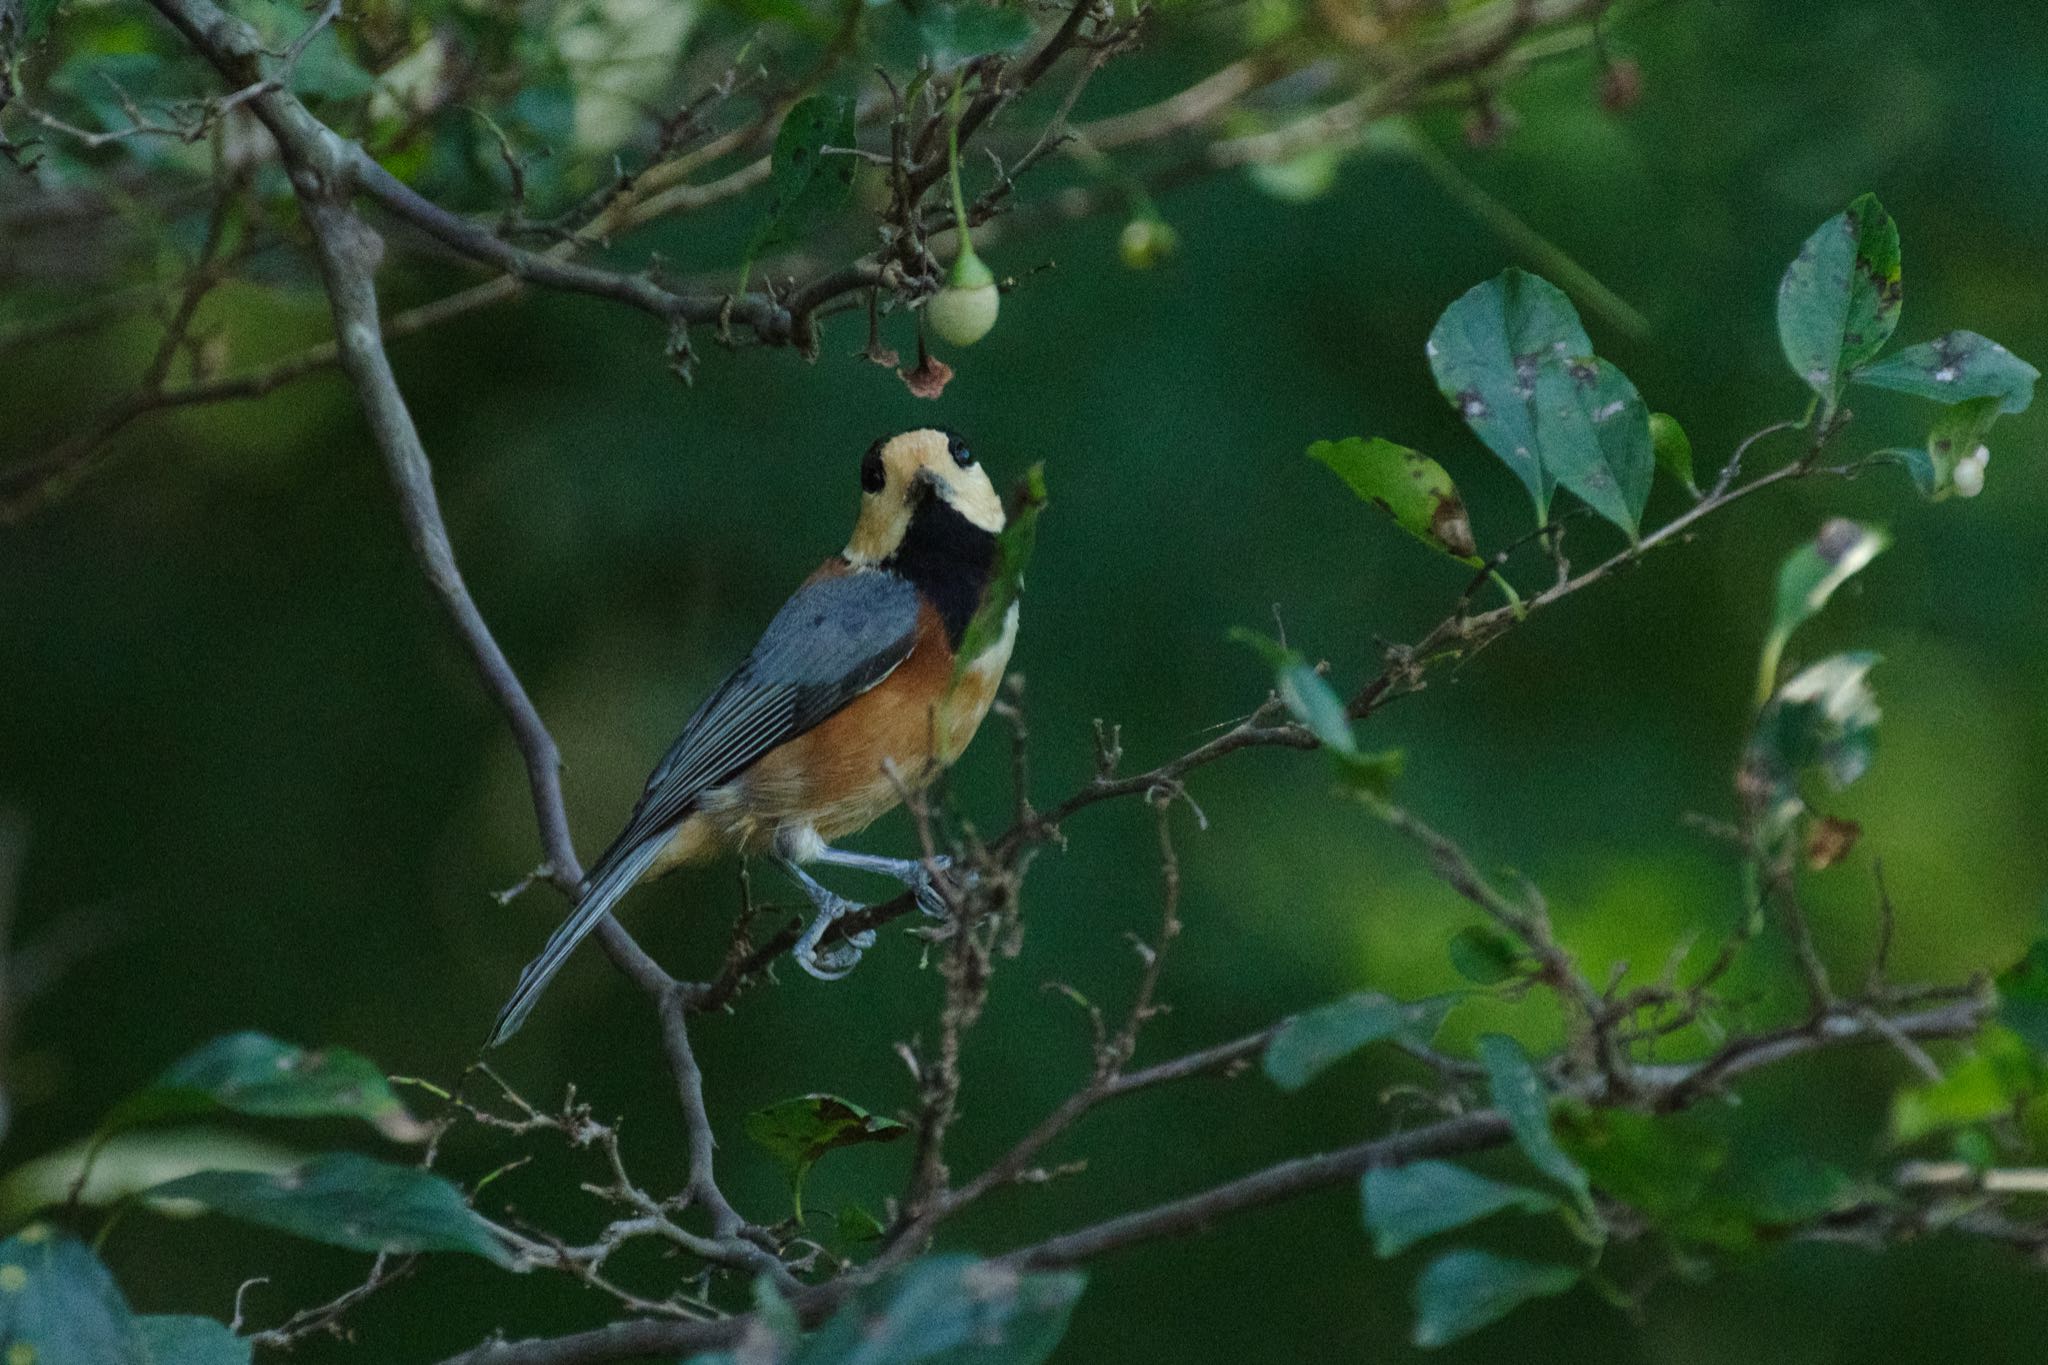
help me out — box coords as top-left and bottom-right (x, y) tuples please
(684, 600), (1016, 854)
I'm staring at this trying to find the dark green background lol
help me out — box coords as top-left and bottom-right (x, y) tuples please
(4, 0), (2045, 1359)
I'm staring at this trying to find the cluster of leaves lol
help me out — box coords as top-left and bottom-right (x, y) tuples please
(0, 1032), (503, 1362)
(0, 1028), (1087, 1364)
(1256, 987), (1895, 1346)
(1219, 197), (2044, 1348)
(1303, 195), (2033, 584)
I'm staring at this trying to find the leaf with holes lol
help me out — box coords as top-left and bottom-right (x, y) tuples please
(953, 464), (1043, 684)
(0, 1226), (145, 1365)
(1308, 437), (1479, 564)
(1362, 1161), (1559, 1258)
(1264, 993), (1457, 1091)
(744, 95), (858, 272)
(101, 1032), (425, 1144)
(1777, 193), (1901, 406)
(1855, 329), (2036, 414)
(143, 1154), (514, 1266)
(1410, 1250), (1579, 1349)
(745, 1094), (908, 1222)
(1427, 269), (1652, 534)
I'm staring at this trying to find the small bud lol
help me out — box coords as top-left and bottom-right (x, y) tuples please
(927, 246), (999, 347)
(1599, 57), (1644, 112)
(1118, 216), (1179, 270)
(1953, 444), (1989, 498)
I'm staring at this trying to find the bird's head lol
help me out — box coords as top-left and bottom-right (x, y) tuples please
(844, 428), (1005, 565)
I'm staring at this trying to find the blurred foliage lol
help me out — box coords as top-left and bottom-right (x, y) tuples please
(4, 0), (2048, 1361)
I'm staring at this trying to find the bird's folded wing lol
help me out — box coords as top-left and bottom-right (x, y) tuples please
(603, 569), (923, 857)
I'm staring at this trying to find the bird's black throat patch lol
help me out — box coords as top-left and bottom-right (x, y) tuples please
(885, 495), (997, 648)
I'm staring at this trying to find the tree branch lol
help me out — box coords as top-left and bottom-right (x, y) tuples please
(136, 0), (782, 1289)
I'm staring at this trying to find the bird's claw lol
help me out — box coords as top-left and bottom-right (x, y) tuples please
(792, 893), (876, 981)
(909, 855), (982, 920)
(909, 854), (952, 920)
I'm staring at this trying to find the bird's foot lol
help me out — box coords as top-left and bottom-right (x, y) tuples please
(908, 854), (955, 920)
(791, 892), (878, 981)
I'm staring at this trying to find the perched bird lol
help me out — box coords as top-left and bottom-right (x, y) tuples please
(489, 428), (1017, 1046)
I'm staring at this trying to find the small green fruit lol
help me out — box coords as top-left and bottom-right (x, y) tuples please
(1119, 217), (1179, 270)
(928, 246), (999, 346)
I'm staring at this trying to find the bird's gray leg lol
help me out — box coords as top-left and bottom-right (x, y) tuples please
(809, 845), (954, 920)
(776, 856), (877, 980)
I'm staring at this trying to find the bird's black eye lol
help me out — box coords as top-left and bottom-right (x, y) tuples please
(947, 434), (974, 468)
(860, 441), (887, 493)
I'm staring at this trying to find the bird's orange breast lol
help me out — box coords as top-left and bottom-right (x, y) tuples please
(732, 601), (964, 842)
(654, 595), (1013, 865)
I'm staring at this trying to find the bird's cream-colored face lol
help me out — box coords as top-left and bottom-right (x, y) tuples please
(845, 429), (1005, 565)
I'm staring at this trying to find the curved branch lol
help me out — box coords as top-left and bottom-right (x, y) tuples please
(137, 0), (783, 1288)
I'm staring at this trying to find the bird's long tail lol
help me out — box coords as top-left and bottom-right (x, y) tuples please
(488, 838), (668, 1047)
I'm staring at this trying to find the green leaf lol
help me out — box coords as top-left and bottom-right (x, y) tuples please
(1478, 1035), (1599, 1228)
(744, 95), (859, 272)
(1307, 437), (1480, 563)
(1263, 992), (1456, 1091)
(1362, 1161), (1558, 1258)
(1855, 330), (2037, 414)
(909, 1), (1036, 67)
(13, 0), (58, 42)
(953, 465), (1044, 684)
(744, 1093), (908, 1221)
(137, 1316), (251, 1365)
(835, 1203), (886, 1244)
(1738, 1154), (1867, 1227)
(1427, 269), (1652, 534)
(784, 1254), (1084, 1365)
(1330, 746), (1405, 800)
(1228, 628), (1354, 753)
(0, 1128), (303, 1224)
(1757, 518), (1888, 703)
(1410, 1249), (1579, 1349)
(143, 1154), (514, 1267)
(1744, 651), (1882, 840)
(1648, 412), (1697, 494)
(1998, 940), (2048, 1053)
(1557, 1108), (1726, 1222)
(1447, 925), (1523, 985)
(1776, 193), (1901, 407)
(237, 0), (374, 103)
(1891, 1029), (2038, 1146)
(101, 1032), (425, 1143)
(1246, 145), (1342, 203)
(0, 1226), (146, 1365)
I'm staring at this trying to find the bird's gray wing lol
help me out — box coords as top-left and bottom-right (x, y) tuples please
(606, 568), (923, 857)
(487, 569), (922, 1047)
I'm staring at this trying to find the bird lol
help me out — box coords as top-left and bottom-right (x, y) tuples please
(489, 428), (1018, 1046)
